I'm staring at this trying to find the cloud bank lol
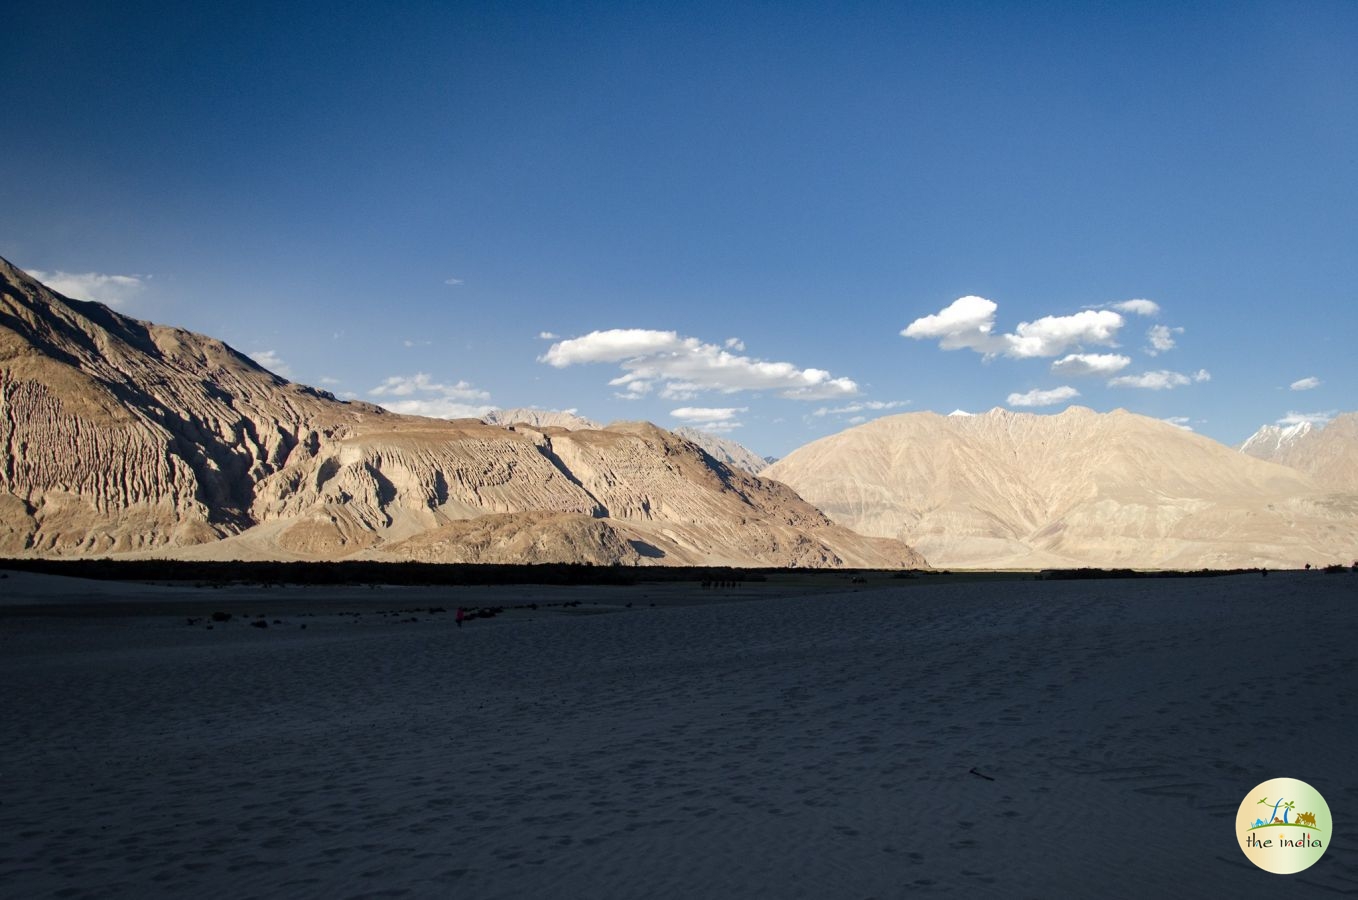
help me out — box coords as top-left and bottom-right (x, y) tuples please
(1277, 410), (1334, 427)
(813, 400), (910, 417)
(369, 373), (493, 419)
(1108, 369), (1210, 390)
(1113, 299), (1161, 316)
(902, 296), (1125, 358)
(1050, 353), (1131, 377)
(542, 329), (859, 401)
(1006, 385), (1080, 407)
(670, 406), (746, 431)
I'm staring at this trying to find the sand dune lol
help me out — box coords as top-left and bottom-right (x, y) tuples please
(3, 569), (1355, 897)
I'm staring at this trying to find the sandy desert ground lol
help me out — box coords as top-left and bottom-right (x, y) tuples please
(2, 569), (1355, 898)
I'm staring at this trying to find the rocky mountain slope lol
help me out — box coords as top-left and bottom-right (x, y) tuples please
(763, 407), (1358, 569)
(0, 258), (924, 568)
(671, 427), (770, 475)
(1239, 414), (1358, 491)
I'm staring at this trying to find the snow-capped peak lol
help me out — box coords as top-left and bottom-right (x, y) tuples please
(1240, 421), (1315, 456)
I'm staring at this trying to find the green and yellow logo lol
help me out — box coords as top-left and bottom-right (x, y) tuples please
(1237, 778), (1332, 874)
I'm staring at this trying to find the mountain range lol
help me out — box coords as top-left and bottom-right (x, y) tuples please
(1239, 415), (1358, 492)
(670, 427), (772, 474)
(764, 407), (1357, 569)
(0, 257), (923, 568)
(3, 255), (1353, 570)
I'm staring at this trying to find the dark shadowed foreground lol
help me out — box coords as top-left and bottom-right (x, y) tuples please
(2, 570), (1355, 898)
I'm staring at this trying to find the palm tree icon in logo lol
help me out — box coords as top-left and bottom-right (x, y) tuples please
(1252, 797), (1308, 828)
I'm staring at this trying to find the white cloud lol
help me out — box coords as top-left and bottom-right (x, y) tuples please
(1114, 299), (1160, 316)
(369, 373), (492, 418)
(1162, 416), (1193, 431)
(370, 373), (489, 400)
(541, 329), (859, 401)
(1006, 385), (1080, 407)
(779, 379), (859, 401)
(1277, 410), (1335, 427)
(813, 400), (910, 417)
(1290, 376), (1321, 391)
(671, 406), (746, 422)
(249, 350), (293, 378)
(542, 329), (684, 364)
(724, 337), (745, 351)
(318, 376), (341, 385)
(609, 372), (654, 400)
(538, 331), (560, 340)
(900, 295), (1002, 353)
(444, 277), (464, 286)
(1004, 310), (1123, 358)
(671, 406), (746, 432)
(378, 398), (495, 419)
(690, 420), (743, 433)
(1145, 324), (1183, 355)
(1107, 368), (1210, 390)
(902, 296), (1124, 358)
(1050, 353), (1131, 377)
(660, 381), (704, 401)
(848, 415), (867, 424)
(29, 269), (146, 307)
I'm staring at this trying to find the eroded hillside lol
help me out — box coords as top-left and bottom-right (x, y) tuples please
(0, 258), (925, 568)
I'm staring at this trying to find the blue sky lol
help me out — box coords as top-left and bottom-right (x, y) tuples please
(3, 1), (1354, 456)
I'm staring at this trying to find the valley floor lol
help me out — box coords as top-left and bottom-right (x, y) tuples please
(1, 570), (1355, 898)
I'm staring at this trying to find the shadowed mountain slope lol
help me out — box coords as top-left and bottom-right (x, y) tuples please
(671, 427), (770, 475)
(0, 258), (924, 568)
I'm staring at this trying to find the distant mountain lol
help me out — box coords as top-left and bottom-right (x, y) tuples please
(483, 408), (601, 431)
(671, 427), (769, 474)
(1239, 414), (1358, 491)
(0, 257), (924, 568)
(763, 406), (1358, 569)
(1239, 421), (1316, 457)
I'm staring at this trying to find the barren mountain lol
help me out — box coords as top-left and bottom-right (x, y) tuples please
(763, 407), (1358, 569)
(483, 408), (601, 431)
(0, 258), (923, 568)
(671, 427), (770, 475)
(1239, 414), (1358, 491)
